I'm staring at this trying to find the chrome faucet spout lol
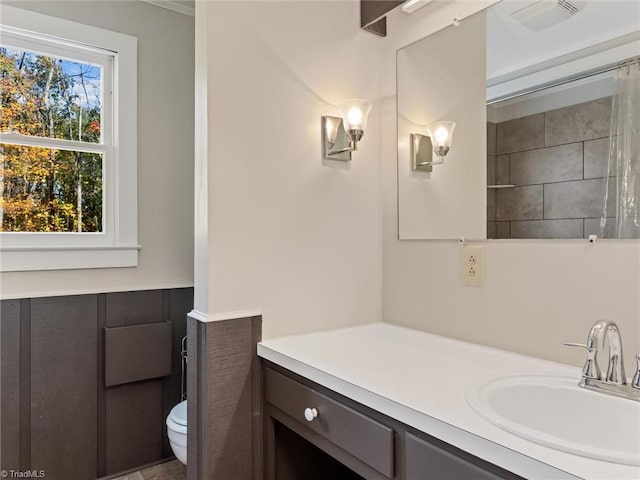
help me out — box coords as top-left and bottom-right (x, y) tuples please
(587, 320), (626, 386)
(564, 320), (638, 401)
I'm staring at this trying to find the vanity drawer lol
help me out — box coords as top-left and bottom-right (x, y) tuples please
(406, 432), (519, 480)
(265, 368), (394, 478)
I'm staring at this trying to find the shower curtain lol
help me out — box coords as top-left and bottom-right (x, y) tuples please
(601, 58), (640, 239)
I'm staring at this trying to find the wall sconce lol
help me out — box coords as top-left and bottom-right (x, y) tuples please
(411, 121), (456, 172)
(402, 0), (434, 14)
(322, 99), (372, 162)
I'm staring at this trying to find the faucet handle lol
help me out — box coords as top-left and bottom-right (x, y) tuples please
(632, 354), (640, 390)
(564, 342), (601, 380)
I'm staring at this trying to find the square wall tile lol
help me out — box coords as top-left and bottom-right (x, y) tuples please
(584, 137), (611, 179)
(584, 218), (615, 238)
(487, 188), (496, 221)
(487, 122), (497, 155)
(545, 97), (612, 147)
(544, 178), (614, 219)
(496, 185), (543, 221)
(510, 143), (583, 185)
(496, 222), (510, 239)
(496, 155), (510, 185)
(487, 221), (497, 239)
(497, 113), (544, 155)
(487, 154), (496, 185)
(510, 219), (583, 239)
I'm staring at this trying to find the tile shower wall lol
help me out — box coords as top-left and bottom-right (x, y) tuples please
(487, 97), (614, 239)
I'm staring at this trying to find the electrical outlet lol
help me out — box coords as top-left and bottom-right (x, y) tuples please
(460, 246), (485, 286)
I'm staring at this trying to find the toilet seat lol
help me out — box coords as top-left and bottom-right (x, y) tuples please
(167, 400), (187, 435)
(167, 400), (187, 464)
(169, 400), (187, 426)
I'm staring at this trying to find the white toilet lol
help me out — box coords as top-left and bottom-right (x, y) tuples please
(166, 400), (187, 465)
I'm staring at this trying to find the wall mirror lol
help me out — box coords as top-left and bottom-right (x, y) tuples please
(397, 0), (640, 240)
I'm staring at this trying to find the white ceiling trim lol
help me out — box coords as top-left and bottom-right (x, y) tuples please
(140, 1), (194, 17)
(487, 35), (639, 103)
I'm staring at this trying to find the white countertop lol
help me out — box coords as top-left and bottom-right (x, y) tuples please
(258, 323), (640, 480)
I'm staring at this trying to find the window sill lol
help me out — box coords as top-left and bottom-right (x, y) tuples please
(0, 245), (140, 272)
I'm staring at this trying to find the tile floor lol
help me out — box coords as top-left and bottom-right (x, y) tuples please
(112, 460), (186, 480)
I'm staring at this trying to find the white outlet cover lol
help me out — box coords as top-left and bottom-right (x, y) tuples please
(460, 246), (485, 286)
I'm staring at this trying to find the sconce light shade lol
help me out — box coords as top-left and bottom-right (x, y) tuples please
(322, 98), (372, 161)
(338, 99), (372, 132)
(411, 120), (456, 171)
(426, 121), (456, 160)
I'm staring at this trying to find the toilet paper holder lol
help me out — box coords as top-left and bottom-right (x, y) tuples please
(181, 335), (187, 401)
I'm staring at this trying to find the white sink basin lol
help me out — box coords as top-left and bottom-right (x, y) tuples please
(466, 375), (640, 466)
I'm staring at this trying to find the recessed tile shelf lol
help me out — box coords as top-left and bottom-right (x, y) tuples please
(487, 185), (516, 189)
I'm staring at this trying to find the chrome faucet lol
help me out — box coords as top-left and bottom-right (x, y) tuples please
(586, 320), (625, 384)
(565, 320), (639, 402)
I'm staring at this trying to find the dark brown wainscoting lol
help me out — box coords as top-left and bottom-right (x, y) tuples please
(0, 287), (193, 480)
(186, 314), (262, 480)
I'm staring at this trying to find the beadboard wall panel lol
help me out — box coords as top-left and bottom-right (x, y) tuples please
(0, 287), (193, 480)
(30, 295), (99, 479)
(105, 290), (164, 327)
(187, 314), (262, 480)
(0, 300), (21, 471)
(105, 380), (164, 474)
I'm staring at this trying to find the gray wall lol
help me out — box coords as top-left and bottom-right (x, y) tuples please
(1, 1), (194, 299)
(487, 97), (615, 239)
(0, 288), (193, 479)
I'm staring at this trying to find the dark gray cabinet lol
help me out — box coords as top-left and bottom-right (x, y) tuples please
(263, 363), (522, 480)
(405, 433), (510, 480)
(265, 368), (394, 477)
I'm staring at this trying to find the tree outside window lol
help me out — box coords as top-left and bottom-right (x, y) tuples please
(1, 6), (138, 272)
(1, 47), (103, 233)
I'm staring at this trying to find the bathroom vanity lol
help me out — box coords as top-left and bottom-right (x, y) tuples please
(263, 364), (521, 480)
(258, 324), (640, 480)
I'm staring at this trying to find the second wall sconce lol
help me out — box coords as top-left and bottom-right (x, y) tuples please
(322, 99), (372, 162)
(412, 121), (456, 172)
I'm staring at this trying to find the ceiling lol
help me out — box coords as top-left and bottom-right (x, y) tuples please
(487, 0), (639, 83)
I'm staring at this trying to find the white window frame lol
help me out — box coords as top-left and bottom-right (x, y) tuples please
(0, 5), (138, 272)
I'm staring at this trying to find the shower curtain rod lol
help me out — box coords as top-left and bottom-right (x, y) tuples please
(487, 56), (640, 106)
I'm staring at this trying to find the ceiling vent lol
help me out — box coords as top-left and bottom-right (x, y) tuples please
(510, 0), (586, 31)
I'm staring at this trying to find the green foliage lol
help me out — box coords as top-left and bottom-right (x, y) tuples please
(1, 47), (103, 232)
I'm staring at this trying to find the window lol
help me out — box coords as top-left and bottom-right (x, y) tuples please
(2, 41), (108, 234)
(0, 6), (138, 271)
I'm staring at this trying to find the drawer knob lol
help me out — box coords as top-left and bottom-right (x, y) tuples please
(304, 407), (318, 422)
